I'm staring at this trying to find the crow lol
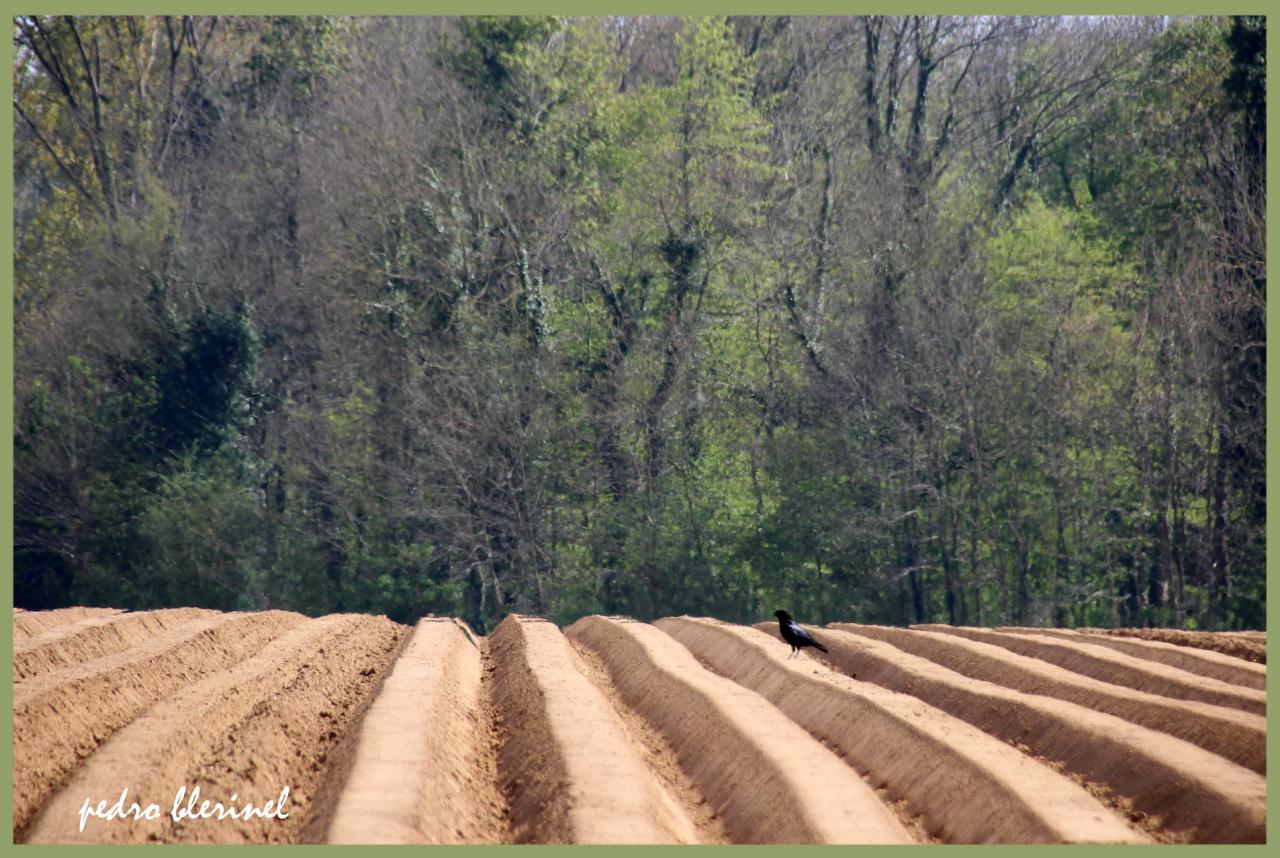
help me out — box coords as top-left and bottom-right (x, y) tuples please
(774, 609), (828, 657)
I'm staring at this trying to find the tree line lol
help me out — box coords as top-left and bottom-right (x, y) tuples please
(13, 16), (1265, 630)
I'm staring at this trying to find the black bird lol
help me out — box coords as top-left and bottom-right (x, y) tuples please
(774, 609), (828, 657)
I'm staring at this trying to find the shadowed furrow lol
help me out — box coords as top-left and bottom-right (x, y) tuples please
(658, 617), (1147, 844)
(917, 626), (1264, 716)
(26, 614), (407, 844)
(996, 627), (1265, 691)
(15, 608), (220, 682)
(568, 616), (913, 844)
(754, 623), (1264, 844)
(13, 610), (307, 837)
(833, 623), (1264, 774)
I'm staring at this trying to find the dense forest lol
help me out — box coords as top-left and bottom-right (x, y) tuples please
(13, 16), (1265, 631)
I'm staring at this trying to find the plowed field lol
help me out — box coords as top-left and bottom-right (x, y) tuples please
(11, 609), (1266, 844)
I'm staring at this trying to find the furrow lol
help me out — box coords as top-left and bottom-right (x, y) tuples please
(658, 617), (1147, 844)
(753, 624), (1265, 844)
(567, 616), (913, 844)
(489, 615), (702, 844)
(15, 608), (220, 682)
(916, 625), (1264, 716)
(998, 627), (1265, 690)
(833, 623), (1264, 774)
(321, 618), (505, 844)
(25, 614), (407, 843)
(1079, 628), (1265, 664)
(14, 607), (123, 641)
(13, 610), (307, 837)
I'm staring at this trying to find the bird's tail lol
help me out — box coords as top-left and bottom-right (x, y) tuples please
(814, 641), (829, 653)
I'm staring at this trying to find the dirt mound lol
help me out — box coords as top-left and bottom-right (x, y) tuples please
(1079, 627), (1265, 664)
(490, 615), (702, 843)
(659, 617), (1146, 844)
(996, 627), (1265, 690)
(322, 617), (501, 844)
(14, 610), (308, 837)
(11, 610), (1265, 844)
(13, 607), (123, 640)
(569, 616), (913, 844)
(916, 625), (1264, 716)
(25, 614), (407, 843)
(755, 623), (1264, 843)
(834, 623), (1264, 774)
(15, 608), (219, 681)
(567, 638), (729, 843)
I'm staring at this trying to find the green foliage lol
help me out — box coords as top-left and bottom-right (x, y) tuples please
(984, 191), (1135, 373)
(148, 305), (259, 461)
(453, 16), (560, 119)
(15, 301), (259, 609)
(238, 16), (345, 109)
(1223, 17), (1264, 132)
(135, 452), (264, 610)
(1051, 17), (1231, 247)
(13, 16), (1264, 632)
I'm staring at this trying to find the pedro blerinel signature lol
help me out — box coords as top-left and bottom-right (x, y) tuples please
(77, 786), (290, 832)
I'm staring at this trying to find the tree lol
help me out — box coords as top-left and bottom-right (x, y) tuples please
(13, 16), (1264, 632)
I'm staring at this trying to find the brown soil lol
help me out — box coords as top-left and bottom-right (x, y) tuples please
(15, 608), (219, 681)
(834, 623), (1264, 775)
(12, 610), (1266, 845)
(996, 626), (1266, 690)
(568, 616), (913, 844)
(660, 617), (1146, 844)
(568, 639), (730, 844)
(13, 610), (308, 837)
(25, 614), (407, 843)
(1079, 627), (1266, 664)
(489, 615), (704, 843)
(916, 624), (1265, 716)
(13, 607), (123, 640)
(321, 617), (502, 844)
(754, 623), (1264, 844)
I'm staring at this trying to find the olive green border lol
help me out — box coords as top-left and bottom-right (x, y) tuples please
(2, 2), (1272, 854)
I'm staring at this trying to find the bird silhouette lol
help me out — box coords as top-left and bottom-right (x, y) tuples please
(774, 609), (829, 657)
